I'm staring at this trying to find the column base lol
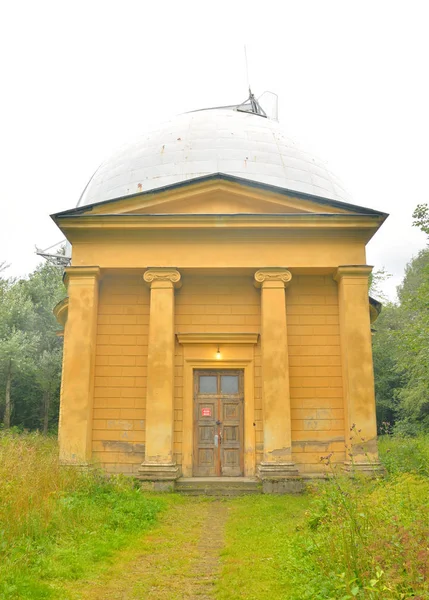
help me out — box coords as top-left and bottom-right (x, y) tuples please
(257, 462), (303, 494)
(343, 460), (385, 477)
(257, 461), (300, 480)
(138, 462), (180, 481)
(59, 460), (94, 470)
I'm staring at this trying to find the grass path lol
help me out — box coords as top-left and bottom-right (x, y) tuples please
(217, 495), (311, 599)
(68, 497), (229, 600)
(66, 494), (311, 600)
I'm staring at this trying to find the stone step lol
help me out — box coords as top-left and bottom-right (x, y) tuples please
(176, 477), (262, 496)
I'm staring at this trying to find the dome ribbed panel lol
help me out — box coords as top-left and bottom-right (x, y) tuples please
(79, 108), (351, 206)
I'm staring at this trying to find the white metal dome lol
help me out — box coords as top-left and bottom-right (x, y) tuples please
(78, 106), (351, 207)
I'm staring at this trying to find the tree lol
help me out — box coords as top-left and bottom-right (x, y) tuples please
(392, 210), (429, 431)
(34, 348), (62, 434)
(0, 262), (10, 274)
(413, 204), (429, 237)
(23, 262), (65, 432)
(369, 267), (392, 303)
(0, 261), (65, 431)
(372, 303), (404, 430)
(371, 205), (429, 434)
(0, 279), (38, 427)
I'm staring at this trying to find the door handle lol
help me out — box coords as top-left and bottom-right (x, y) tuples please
(214, 434), (219, 448)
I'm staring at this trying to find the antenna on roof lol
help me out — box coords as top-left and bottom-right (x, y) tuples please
(35, 240), (71, 267)
(237, 46), (267, 118)
(244, 45), (251, 91)
(236, 89), (267, 118)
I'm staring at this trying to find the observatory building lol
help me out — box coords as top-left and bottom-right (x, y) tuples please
(53, 96), (386, 492)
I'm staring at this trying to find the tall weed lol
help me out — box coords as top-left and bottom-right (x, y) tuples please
(0, 431), (165, 599)
(287, 435), (429, 599)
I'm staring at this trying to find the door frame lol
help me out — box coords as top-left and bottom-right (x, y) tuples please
(181, 344), (256, 477)
(193, 369), (244, 477)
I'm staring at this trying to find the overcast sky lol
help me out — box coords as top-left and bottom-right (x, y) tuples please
(1, 0), (428, 300)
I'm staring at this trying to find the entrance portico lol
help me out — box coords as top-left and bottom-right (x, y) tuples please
(178, 331), (258, 478)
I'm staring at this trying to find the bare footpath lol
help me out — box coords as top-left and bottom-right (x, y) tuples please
(68, 499), (229, 600)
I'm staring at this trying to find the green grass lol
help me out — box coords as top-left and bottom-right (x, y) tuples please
(216, 436), (429, 600)
(216, 495), (311, 600)
(66, 496), (226, 600)
(0, 431), (166, 600)
(2, 431), (429, 600)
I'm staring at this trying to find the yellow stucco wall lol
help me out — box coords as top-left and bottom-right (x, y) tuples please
(91, 272), (346, 476)
(287, 275), (345, 473)
(92, 274), (149, 474)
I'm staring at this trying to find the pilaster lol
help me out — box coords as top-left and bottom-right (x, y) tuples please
(139, 268), (181, 481)
(334, 265), (382, 474)
(254, 268), (299, 484)
(59, 266), (101, 464)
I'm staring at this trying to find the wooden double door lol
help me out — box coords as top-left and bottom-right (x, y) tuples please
(193, 370), (244, 477)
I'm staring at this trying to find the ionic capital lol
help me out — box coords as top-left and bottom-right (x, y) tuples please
(254, 268), (292, 289)
(334, 265), (373, 283)
(143, 268), (182, 289)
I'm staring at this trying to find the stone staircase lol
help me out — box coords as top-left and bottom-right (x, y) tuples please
(175, 477), (262, 496)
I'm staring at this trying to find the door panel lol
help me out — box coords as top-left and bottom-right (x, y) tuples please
(223, 425), (238, 441)
(194, 398), (218, 476)
(223, 448), (241, 468)
(223, 402), (239, 420)
(199, 425), (215, 442)
(221, 398), (242, 476)
(198, 448), (215, 466)
(193, 370), (244, 477)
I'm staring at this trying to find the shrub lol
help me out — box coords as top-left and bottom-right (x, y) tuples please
(379, 433), (429, 477)
(288, 435), (429, 599)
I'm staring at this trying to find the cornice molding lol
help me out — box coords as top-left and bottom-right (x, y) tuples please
(51, 173), (388, 219)
(177, 332), (259, 345)
(143, 268), (181, 288)
(55, 213), (385, 231)
(254, 268), (292, 288)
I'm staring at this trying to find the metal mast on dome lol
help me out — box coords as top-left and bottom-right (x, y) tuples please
(236, 88), (267, 117)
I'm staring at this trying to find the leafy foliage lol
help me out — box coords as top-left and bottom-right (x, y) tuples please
(372, 204), (429, 433)
(0, 261), (65, 431)
(413, 203), (429, 237)
(293, 469), (429, 599)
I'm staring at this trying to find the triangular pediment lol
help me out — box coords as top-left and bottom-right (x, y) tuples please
(57, 174), (385, 219)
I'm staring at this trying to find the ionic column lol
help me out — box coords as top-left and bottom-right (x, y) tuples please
(254, 269), (298, 481)
(139, 268), (181, 481)
(59, 266), (101, 464)
(334, 266), (382, 472)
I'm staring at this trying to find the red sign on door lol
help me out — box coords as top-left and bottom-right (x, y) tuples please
(201, 407), (212, 417)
